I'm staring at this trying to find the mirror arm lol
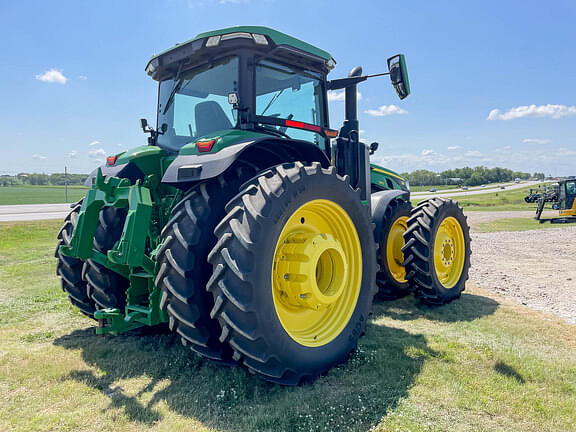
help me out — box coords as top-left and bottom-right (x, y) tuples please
(327, 72), (390, 90)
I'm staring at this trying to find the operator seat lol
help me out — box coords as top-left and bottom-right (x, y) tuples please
(194, 101), (232, 137)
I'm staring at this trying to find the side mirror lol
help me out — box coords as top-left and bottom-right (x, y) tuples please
(387, 54), (410, 100)
(140, 118), (148, 131)
(160, 123), (168, 134)
(369, 142), (379, 155)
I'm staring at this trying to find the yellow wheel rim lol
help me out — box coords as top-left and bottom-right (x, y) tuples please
(272, 199), (362, 347)
(433, 217), (465, 288)
(386, 216), (408, 283)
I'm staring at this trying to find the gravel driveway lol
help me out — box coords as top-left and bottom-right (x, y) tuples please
(467, 214), (576, 324)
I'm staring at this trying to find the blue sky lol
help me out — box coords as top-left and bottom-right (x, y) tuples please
(1, 0), (575, 175)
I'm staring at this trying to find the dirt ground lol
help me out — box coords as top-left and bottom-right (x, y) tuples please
(465, 211), (576, 324)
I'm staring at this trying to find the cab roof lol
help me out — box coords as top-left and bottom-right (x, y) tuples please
(145, 26), (336, 80)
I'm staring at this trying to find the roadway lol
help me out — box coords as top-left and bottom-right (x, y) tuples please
(0, 203), (71, 222)
(411, 180), (541, 200)
(0, 181), (542, 222)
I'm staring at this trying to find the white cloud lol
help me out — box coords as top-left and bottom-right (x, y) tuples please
(465, 150), (484, 158)
(487, 104), (576, 120)
(447, 145), (461, 151)
(364, 105), (407, 117)
(522, 138), (551, 145)
(32, 154), (47, 160)
(68, 150), (78, 158)
(35, 69), (67, 84)
(78, 75), (88, 80)
(422, 149), (435, 156)
(88, 140), (100, 147)
(327, 90), (362, 102)
(88, 148), (107, 160)
(219, 0), (247, 3)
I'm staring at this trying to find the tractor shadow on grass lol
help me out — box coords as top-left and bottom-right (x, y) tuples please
(374, 290), (499, 323)
(53, 292), (498, 431)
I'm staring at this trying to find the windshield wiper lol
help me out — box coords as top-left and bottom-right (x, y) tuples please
(260, 88), (285, 116)
(162, 77), (186, 115)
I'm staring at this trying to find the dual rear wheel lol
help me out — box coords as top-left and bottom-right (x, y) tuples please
(377, 197), (471, 304)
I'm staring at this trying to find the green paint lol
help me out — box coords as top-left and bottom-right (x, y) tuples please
(178, 129), (270, 155)
(60, 168), (172, 335)
(115, 145), (166, 177)
(370, 163), (410, 192)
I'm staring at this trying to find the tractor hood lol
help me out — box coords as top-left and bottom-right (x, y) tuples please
(145, 26), (336, 81)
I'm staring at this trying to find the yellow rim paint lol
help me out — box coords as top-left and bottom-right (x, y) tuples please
(433, 217), (465, 288)
(386, 216), (408, 283)
(272, 199), (362, 347)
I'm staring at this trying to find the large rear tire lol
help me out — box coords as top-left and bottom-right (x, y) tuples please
(376, 199), (413, 300)
(55, 203), (96, 318)
(83, 207), (128, 310)
(402, 198), (471, 305)
(156, 163), (256, 363)
(207, 162), (377, 385)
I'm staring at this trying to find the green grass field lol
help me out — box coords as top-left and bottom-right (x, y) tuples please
(478, 217), (572, 232)
(0, 186), (88, 205)
(412, 184), (548, 212)
(1, 220), (575, 431)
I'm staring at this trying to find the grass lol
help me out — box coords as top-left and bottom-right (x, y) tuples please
(1, 220), (575, 431)
(0, 185), (88, 205)
(478, 217), (574, 232)
(412, 184), (549, 212)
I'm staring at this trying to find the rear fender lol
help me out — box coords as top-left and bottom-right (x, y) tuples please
(371, 189), (410, 243)
(161, 137), (331, 185)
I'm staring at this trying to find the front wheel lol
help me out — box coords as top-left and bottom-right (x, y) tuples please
(402, 198), (471, 305)
(207, 162), (377, 385)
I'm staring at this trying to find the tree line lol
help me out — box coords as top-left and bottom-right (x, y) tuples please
(400, 166), (545, 187)
(1, 167), (547, 188)
(0, 173), (88, 187)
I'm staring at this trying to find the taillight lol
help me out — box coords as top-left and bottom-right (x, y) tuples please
(106, 155), (118, 166)
(196, 139), (216, 153)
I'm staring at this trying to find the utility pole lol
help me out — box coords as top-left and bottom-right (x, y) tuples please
(65, 166), (68, 203)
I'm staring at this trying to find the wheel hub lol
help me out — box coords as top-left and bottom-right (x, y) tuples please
(441, 239), (454, 265)
(276, 232), (348, 311)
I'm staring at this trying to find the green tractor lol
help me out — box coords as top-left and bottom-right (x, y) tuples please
(56, 26), (471, 385)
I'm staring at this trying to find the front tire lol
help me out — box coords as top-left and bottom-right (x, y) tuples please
(402, 198), (471, 305)
(207, 162), (377, 385)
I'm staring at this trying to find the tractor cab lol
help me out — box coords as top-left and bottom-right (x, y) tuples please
(559, 179), (576, 214)
(146, 27), (334, 154)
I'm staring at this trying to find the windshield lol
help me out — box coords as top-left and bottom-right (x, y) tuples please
(255, 60), (325, 144)
(157, 56), (239, 151)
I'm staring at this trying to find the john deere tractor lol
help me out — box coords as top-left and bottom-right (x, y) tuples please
(533, 179), (576, 224)
(57, 26), (471, 385)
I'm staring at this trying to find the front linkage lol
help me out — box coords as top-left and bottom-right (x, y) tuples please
(60, 169), (171, 335)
